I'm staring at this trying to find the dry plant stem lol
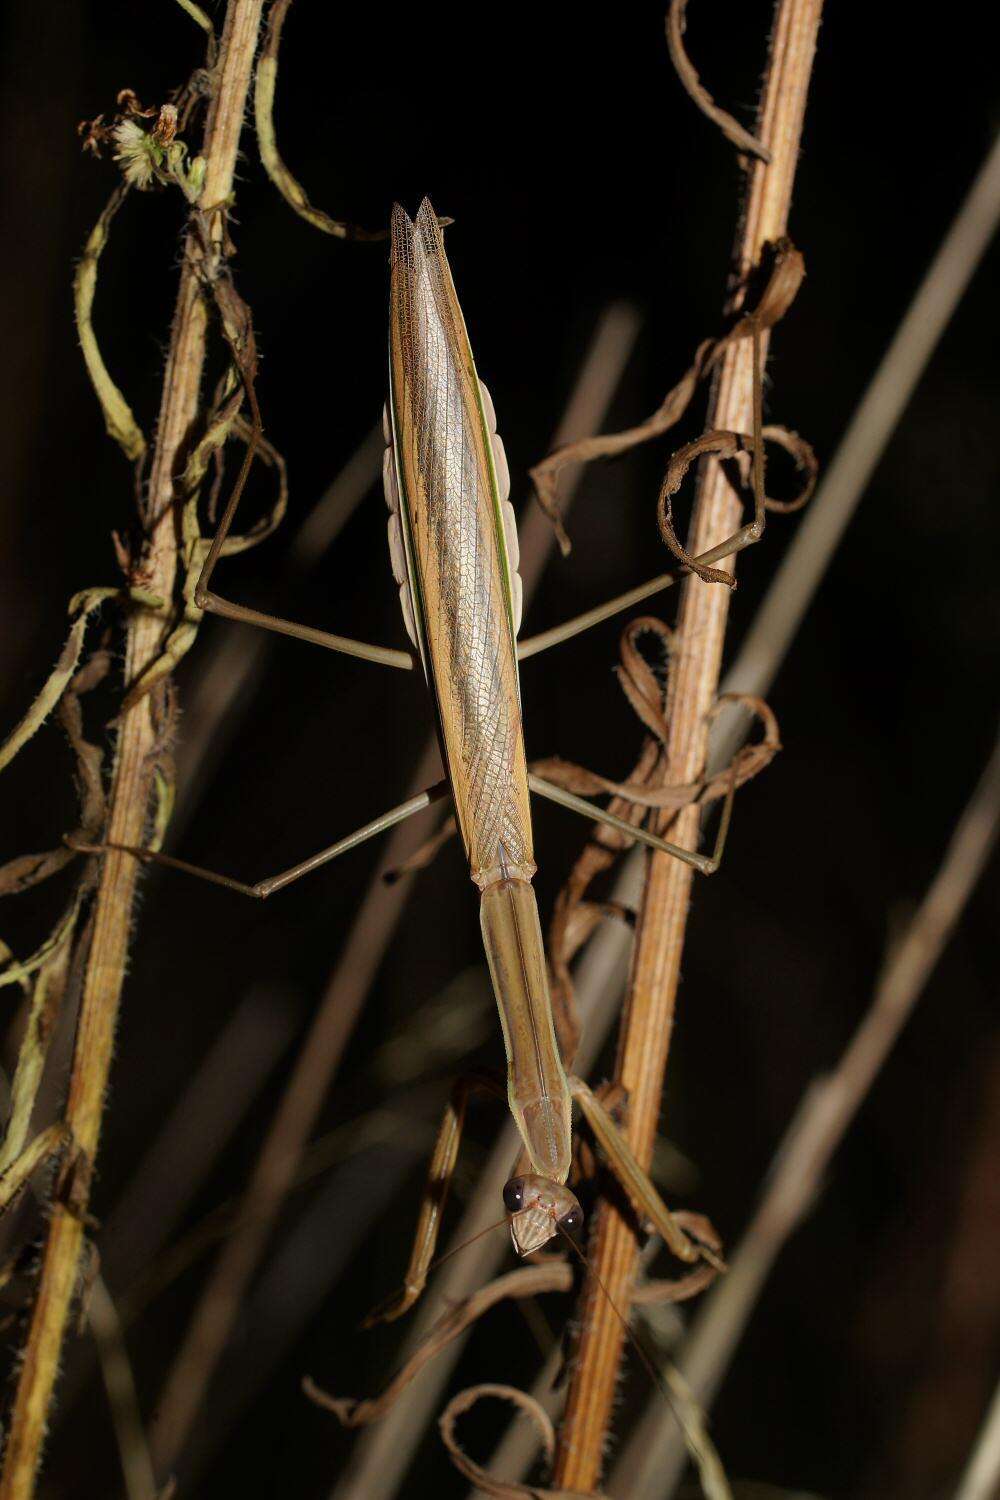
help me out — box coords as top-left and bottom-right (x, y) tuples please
(552, 2), (823, 1487)
(613, 726), (1000, 1500)
(148, 305), (641, 1477)
(0, 5), (266, 1496)
(486, 128), (1000, 1496)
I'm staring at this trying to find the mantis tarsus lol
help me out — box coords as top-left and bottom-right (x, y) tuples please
(77, 197), (767, 1326)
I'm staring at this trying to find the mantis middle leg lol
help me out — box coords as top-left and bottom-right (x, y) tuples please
(69, 782), (450, 898)
(195, 414), (413, 670)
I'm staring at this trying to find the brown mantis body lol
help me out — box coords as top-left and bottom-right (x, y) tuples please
(75, 197), (760, 1323)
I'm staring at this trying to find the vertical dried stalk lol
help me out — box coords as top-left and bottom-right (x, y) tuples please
(552, 1), (823, 1487)
(0, 4), (266, 1495)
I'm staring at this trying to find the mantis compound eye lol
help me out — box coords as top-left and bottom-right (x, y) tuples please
(503, 1178), (525, 1214)
(560, 1206), (583, 1234)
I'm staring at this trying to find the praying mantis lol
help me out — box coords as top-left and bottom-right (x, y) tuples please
(77, 196), (752, 1322)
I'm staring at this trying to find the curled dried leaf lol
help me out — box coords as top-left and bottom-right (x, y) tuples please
(631, 1264), (717, 1305)
(304, 1264), (571, 1428)
(530, 339), (714, 554)
(0, 924), (77, 1172)
(72, 185), (150, 459)
(532, 756), (697, 814)
(439, 1383), (607, 1499)
(220, 417), (288, 554)
(0, 899), (83, 994)
(0, 652), (109, 899)
(120, 331), (286, 720)
(657, 429), (752, 586)
(760, 423), (818, 513)
(702, 694), (781, 801)
(615, 616), (675, 743)
(0, 1124), (70, 1216)
(0, 852), (71, 898)
(530, 240), (808, 554)
(544, 624), (782, 1062)
(0, 590), (117, 776)
(255, 0), (385, 241)
(116, 620), (199, 720)
(666, 0), (771, 162)
(731, 238), (805, 335)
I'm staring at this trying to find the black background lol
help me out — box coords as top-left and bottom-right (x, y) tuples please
(1, 3), (998, 1497)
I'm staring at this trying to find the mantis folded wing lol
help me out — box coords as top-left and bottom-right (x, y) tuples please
(72, 197), (742, 1310)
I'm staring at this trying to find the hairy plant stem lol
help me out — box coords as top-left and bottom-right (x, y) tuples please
(552, 0), (824, 1487)
(0, 4), (266, 1494)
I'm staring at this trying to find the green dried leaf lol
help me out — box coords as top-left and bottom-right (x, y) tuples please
(0, 589), (117, 775)
(0, 1124), (69, 1215)
(74, 188), (146, 461)
(0, 899), (80, 994)
(254, 0), (384, 241)
(174, 0), (213, 34)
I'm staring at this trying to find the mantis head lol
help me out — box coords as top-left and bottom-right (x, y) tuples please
(504, 1174), (583, 1256)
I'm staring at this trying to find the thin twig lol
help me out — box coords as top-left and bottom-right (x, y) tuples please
(0, 5), (267, 1495)
(147, 305), (643, 1477)
(612, 727), (1000, 1499)
(552, 3), (823, 1488)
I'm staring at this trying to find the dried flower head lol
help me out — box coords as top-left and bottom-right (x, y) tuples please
(112, 119), (157, 189)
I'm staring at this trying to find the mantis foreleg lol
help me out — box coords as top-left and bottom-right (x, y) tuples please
(363, 1070), (507, 1326)
(568, 1077), (724, 1270)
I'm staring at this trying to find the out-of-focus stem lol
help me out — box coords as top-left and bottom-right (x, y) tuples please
(0, 6), (266, 1496)
(955, 1370), (1000, 1500)
(89, 1277), (157, 1500)
(552, 2), (823, 1488)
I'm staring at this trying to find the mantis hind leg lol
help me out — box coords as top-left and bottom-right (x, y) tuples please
(529, 769), (736, 877)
